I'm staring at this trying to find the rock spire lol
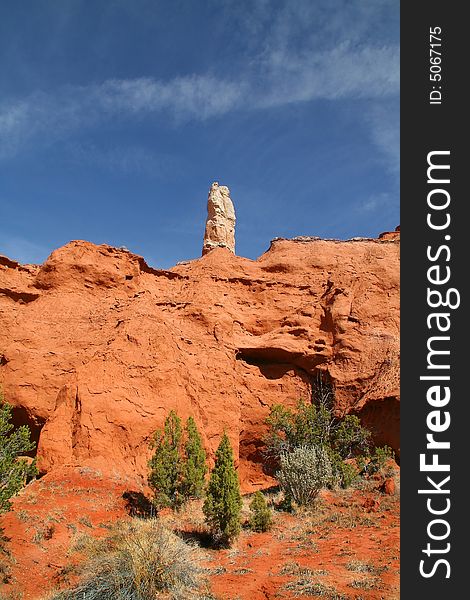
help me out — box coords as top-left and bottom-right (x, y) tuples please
(202, 182), (236, 255)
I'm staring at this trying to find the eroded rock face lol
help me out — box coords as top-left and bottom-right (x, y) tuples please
(0, 234), (399, 491)
(202, 182), (236, 255)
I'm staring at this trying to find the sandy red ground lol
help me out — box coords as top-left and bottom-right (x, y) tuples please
(0, 468), (399, 599)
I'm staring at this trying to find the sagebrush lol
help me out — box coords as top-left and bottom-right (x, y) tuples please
(277, 445), (334, 506)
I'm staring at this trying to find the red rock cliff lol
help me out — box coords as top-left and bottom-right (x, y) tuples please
(0, 234), (399, 490)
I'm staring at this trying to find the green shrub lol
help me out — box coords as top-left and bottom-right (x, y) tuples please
(0, 392), (37, 513)
(148, 412), (207, 509)
(47, 518), (206, 600)
(180, 416), (207, 500)
(264, 375), (382, 490)
(148, 411), (183, 509)
(203, 432), (242, 545)
(248, 491), (272, 532)
(264, 377), (370, 464)
(332, 458), (358, 489)
(277, 445), (334, 506)
(332, 414), (371, 459)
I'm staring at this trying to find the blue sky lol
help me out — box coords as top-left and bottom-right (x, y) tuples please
(0, 0), (399, 268)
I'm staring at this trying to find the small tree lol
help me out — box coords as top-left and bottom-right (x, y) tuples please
(248, 491), (272, 532)
(332, 415), (371, 459)
(0, 394), (37, 512)
(148, 411), (183, 509)
(277, 445), (334, 507)
(203, 432), (242, 545)
(181, 417), (207, 500)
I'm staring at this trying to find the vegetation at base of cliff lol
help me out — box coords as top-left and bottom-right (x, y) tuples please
(203, 432), (242, 546)
(264, 375), (394, 501)
(148, 411), (183, 509)
(148, 373), (395, 531)
(148, 415), (243, 545)
(0, 390), (38, 513)
(148, 411), (207, 510)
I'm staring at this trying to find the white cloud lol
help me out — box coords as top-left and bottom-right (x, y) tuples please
(94, 76), (246, 119)
(0, 0), (399, 171)
(0, 45), (398, 159)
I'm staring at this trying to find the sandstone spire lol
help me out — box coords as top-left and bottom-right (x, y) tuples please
(202, 182), (236, 255)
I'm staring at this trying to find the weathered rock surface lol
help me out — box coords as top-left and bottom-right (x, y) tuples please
(202, 182), (236, 255)
(0, 233), (399, 490)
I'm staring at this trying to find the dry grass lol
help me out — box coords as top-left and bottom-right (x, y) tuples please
(232, 568), (253, 575)
(23, 491), (38, 504)
(349, 576), (383, 590)
(346, 559), (388, 575)
(283, 578), (347, 598)
(16, 510), (31, 523)
(45, 518), (211, 600)
(279, 562), (327, 577)
(0, 560), (11, 585)
(78, 516), (93, 528)
(32, 523), (55, 544)
(0, 592), (23, 600)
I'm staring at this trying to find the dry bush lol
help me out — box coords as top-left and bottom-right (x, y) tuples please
(47, 518), (209, 600)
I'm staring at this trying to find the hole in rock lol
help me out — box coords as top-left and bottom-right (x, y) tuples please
(236, 347), (326, 376)
(237, 348), (303, 368)
(10, 406), (46, 458)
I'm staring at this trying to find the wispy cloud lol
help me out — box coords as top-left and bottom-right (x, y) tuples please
(256, 42), (398, 107)
(0, 0), (399, 171)
(0, 48), (398, 155)
(0, 75), (246, 159)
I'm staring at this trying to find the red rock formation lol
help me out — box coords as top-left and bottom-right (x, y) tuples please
(0, 234), (399, 491)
